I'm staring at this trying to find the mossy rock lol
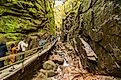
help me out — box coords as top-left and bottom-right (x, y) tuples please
(40, 69), (58, 77)
(43, 60), (56, 70)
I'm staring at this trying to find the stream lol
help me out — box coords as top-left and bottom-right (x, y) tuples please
(32, 40), (118, 80)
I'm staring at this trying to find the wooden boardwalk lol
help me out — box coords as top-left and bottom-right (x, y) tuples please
(0, 39), (57, 80)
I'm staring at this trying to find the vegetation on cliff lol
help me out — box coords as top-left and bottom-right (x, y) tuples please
(0, 0), (121, 78)
(0, 0), (55, 41)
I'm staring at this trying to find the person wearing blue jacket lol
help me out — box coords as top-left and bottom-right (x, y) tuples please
(0, 38), (8, 68)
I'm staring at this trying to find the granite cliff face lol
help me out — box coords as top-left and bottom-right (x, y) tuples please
(62, 0), (121, 77)
(0, 0), (55, 41)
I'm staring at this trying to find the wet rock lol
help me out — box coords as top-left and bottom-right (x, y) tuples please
(43, 60), (57, 70)
(65, 43), (74, 51)
(47, 70), (58, 77)
(36, 72), (46, 80)
(40, 69), (58, 77)
(61, 0), (121, 77)
(52, 54), (64, 65)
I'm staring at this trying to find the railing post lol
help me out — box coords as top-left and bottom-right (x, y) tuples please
(22, 53), (24, 72)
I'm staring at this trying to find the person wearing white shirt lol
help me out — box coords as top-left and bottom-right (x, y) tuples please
(17, 39), (28, 60)
(18, 40), (28, 52)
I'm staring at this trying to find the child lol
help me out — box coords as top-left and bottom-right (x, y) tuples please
(9, 44), (17, 64)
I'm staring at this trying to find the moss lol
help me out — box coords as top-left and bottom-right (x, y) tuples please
(0, 6), (7, 15)
(5, 34), (17, 41)
(0, 16), (18, 33)
(0, 0), (55, 44)
(44, 0), (55, 35)
(28, 8), (37, 14)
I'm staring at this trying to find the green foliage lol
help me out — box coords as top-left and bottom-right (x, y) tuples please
(0, 6), (6, 15)
(0, 33), (20, 42)
(5, 33), (18, 41)
(28, 8), (37, 14)
(0, 0), (55, 42)
(0, 16), (18, 33)
(0, 15), (37, 33)
(64, 0), (82, 14)
(17, 1), (34, 7)
(45, 0), (55, 35)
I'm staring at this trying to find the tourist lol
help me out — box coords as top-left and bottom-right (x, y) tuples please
(18, 38), (28, 52)
(39, 39), (46, 49)
(9, 44), (17, 64)
(18, 38), (28, 60)
(0, 37), (8, 68)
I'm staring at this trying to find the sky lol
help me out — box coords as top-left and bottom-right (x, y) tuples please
(54, 1), (63, 7)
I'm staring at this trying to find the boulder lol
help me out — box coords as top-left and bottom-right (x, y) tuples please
(52, 55), (64, 65)
(43, 60), (56, 70)
(40, 69), (58, 77)
(36, 72), (46, 80)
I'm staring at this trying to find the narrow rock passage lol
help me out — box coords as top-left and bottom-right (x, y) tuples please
(32, 40), (118, 80)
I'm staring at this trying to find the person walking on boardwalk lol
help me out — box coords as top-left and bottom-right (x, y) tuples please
(0, 37), (8, 68)
(18, 38), (28, 52)
(18, 38), (28, 60)
(9, 44), (17, 64)
(39, 38), (46, 49)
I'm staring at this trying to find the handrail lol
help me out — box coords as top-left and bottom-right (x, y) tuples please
(1, 39), (57, 80)
(0, 47), (40, 62)
(0, 39), (54, 70)
(0, 52), (37, 71)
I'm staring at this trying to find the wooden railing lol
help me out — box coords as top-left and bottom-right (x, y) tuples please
(0, 39), (57, 71)
(0, 39), (57, 79)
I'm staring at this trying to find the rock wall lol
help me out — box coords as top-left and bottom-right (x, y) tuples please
(62, 0), (121, 77)
(0, 0), (55, 41)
